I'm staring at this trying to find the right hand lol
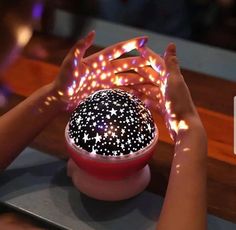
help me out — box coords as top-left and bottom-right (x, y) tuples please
(126, 43), (201, 140)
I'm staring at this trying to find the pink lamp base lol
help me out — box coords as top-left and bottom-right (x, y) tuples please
(68, 161), (151, 201)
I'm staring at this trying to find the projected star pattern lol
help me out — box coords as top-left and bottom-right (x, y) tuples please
(68, 89), (156, 156)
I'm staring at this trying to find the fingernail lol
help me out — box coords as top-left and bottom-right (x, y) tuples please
(87, 30), (95, 39)
(138, 37), (148, 47)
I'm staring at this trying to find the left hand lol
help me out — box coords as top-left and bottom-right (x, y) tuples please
(52, 31), (150, 110)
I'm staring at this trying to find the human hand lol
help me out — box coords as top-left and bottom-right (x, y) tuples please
(127, 43), (200, 140)
(51, 31), (149, 110)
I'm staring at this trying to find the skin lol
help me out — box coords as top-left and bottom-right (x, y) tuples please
(68, 43), (207, 230)
(146, 44), (207, 230)
(131, 44), (207, 230)
(0, 32), (207, 229)
(0, 32), (148, 171)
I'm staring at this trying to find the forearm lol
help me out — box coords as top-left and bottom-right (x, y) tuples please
(157, 116), (207, 230)
(0, 83), (64, 171)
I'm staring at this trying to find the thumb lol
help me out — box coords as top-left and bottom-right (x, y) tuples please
(74, 31), (95, 60)
(61, 31), (95, 70)
(164, 43), (181, 76)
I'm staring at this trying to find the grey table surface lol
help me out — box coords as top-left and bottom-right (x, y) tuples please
(0, 148), (235, 230)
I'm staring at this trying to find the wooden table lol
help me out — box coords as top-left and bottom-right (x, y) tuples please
(0, 32), (236, 227)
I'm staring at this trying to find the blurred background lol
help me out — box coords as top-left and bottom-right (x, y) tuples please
(39, 0), (236, 51)
(43, 0), (236, 51)
(1, 0), (235, 103)
(1, 0), (236, 52)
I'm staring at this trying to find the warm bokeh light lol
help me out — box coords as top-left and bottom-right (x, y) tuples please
(16, 26), (32, 47)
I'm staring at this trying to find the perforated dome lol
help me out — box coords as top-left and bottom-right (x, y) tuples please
(68, 89), (156, 157)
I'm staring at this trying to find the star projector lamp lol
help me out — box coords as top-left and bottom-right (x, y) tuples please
(65, 89), (158, 201)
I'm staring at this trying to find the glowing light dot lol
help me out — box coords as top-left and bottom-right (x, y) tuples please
(101, 73), (107, 80)
(68, 87), (74, 96)
(91, 81), (97, 88)
(149, 74), (154, 81)
(114, 77), (123, 85)
(183, 147), (190, 152)
(99, 55), (104, 61)
(58, 91), (64, 96)
(139, 77), (144, 82)
(178, 120), (189, 131)
(114, 50), (122, 58)
(75, 49), (80, 57)
(92, 62), (98, 68)
(122, 41), (136, 52)
(74, 70), (79, 77)
(74, 59), (78, 67)
(165, 101), (171, 114)
(102, 61), (106, 67)
(96, 69), (101, 74)
(123, 63), (128, 69)
(160, 70), (166, 77)
(16, 26), (32, 47)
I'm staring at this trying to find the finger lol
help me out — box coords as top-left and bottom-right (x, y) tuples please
(164, 42), (176, 56)
(71, 72), (150, 103)
(134, 66), (162, 86)
(74, 31), (95, 60)
(111, 57), (149, 73)
(64, 32), (95, 99)
(164, 43), (181, 76)
(130, 83), (162, 101)
(60, 31), (95, 75)
(123, 86), (162, 112)
(84, 36), (148, 65)
(132, 84), (165, 114)
(111, 58), (162, 86)
(138, 46), (166, 77)
(112, 72), (151, 86)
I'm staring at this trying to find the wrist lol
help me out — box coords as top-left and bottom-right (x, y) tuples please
(176, 115), (207, 149)
(44, 83), (68, 112)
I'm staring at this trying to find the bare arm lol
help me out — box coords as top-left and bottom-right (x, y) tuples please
(0, 83), (63, 171)
(157, 117), (207, 230)
(158, 45), (207, 230)
(135, 43), (207, 230)
(0, 32), (148, 171)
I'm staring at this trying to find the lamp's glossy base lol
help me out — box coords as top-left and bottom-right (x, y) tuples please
(68, 160), (151, 201)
